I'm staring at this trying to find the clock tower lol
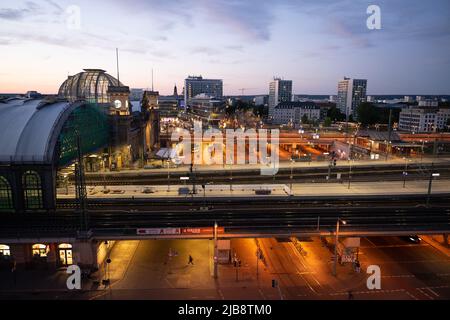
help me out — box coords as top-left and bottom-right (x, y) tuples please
(108, 85), (130, 115)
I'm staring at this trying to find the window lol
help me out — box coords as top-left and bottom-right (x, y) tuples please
(22, 171), (43, 209)
(32, 244), (48, 258)
(58, 243), (73, 265)
(0, 176), (12, 210)
(0, 244), (10, 257)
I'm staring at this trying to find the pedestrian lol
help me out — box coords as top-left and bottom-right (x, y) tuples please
(348, 290), (354, 300)
(188, 255), (194, 265)
(11, 259), (17, 286)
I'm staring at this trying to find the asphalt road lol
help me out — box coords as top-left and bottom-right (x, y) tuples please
(346, 236), (450, 299)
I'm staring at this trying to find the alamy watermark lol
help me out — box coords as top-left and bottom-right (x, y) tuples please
(66, 5), (81, 30)
(367, 265), (381, 290)
(367, 5), (381, 30)
(170, 122), (280, 176)
(66, 264), (81, 290)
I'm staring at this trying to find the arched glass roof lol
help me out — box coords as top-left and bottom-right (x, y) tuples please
(58, 69), (123, 103)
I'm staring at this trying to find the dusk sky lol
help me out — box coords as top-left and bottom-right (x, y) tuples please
(1, 0), (449, 95)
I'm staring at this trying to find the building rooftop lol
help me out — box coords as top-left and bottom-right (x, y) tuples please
(0, 98), (76, 163)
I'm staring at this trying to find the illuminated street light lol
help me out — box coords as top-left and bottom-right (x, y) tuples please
(426, 168), (440, 206)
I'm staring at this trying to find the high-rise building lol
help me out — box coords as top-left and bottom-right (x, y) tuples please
(268, 78), (292, 119)
(184, 76), (223, 104)
(337, 77), (367, 119)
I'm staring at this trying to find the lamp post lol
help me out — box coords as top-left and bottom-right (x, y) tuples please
(333, 218), (346, 277)
(427, 171), (440, 207)
(166, 159), (171, 192)
(403, 157), (409, 188)
(347, 159), (353, 189)
(213, 221), (218, 279)
(290, 158), (295, 194)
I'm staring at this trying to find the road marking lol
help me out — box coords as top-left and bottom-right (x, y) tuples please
(417, 285), (449, 290)
(329, 289), (405, 296)
(363, 237), (377, 247)
(360, 244), (428, 248)
(416, 288), (434, 300)
(425, 288), (439, 297)
(382, 274), (415, 278)
(405, 290), (419, 300)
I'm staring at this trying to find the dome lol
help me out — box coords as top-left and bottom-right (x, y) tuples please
(58, 69), (124, 103)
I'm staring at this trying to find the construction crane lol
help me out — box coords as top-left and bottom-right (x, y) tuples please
(238, 88), (255, 96)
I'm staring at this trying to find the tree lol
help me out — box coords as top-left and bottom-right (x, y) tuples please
(327, 106), (346, 121)
(301, 114), (309, 124)
(356, 102), (380, 126)
(323, 117), (332, 127)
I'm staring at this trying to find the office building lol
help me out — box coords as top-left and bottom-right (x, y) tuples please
(184, 76), (223, 104)
(268, 78), (292, 119)
(336, 77), (367, 119)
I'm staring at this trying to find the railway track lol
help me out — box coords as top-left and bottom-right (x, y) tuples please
(69, 163), (450, 186)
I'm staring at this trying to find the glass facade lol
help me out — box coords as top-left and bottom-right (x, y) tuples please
(57, 104), (110, 166)
(0, 176), (12, 210)
(58, 69), (123, 103)
(22, 171), (43, 209)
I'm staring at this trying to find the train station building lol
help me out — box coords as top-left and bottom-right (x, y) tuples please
(0, 69), (148, 269)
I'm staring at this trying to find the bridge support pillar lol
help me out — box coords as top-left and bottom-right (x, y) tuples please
(443, 234), (449, 246)
(72, 240), (98, 270)
(72, 239), (115, 271)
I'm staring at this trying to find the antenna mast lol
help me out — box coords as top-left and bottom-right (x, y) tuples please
(116, 48), (120, 86)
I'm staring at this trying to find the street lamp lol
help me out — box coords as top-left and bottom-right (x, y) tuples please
(403, 157), (409, 188)
(166, 159), (171, 192)
(426, 171), (440, 207)
(347, 159), (353, 189)
(289, 158), (295, 194)
(213, 221), (218, 279)
(333, 218), (347, 277)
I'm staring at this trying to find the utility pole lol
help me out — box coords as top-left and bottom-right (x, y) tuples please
(427, 164), (439, 207)
(190, 163), (197, 194)
(403, 158), (408, 188)
(229, 164), (233, 192)
(290, 159), (294, 193)
(333, 218), (346, 277)
(75, 134), (88, 233)
(213, 222), (218, 279)
(347, 160), (352, 189)
(166, 160), (170, 192)
(385, 109), (392, 161)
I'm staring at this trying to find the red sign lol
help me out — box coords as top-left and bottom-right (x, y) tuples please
(181, 227), (225, 235)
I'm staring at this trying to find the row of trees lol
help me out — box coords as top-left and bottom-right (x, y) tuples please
(225, 100), (404, 128)
(356, 102), (400, 126)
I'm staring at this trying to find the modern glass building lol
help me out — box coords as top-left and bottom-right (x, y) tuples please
(184, 76), (223, 104)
